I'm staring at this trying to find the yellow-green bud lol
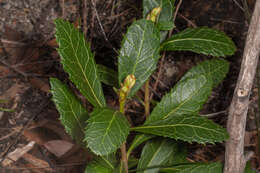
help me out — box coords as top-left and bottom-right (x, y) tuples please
(119, 74), (136, 101)
(124, 74), (136, 91)
(146, 7), (162, 22)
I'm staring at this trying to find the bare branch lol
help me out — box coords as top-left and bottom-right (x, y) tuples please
(224, 1), (260, 173)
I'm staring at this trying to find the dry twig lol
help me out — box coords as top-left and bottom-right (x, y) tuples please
(224, 1), (260, 172)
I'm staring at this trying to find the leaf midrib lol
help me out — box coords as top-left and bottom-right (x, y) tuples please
(131, 123), (222, 134)
(59, 24), (103, 107)
(164, 37), (230, 47)
(144, 140), (166, 173)
(162, 78), (208, 120)
(57, 85), (85, 135)
(101, 111), (117, 144)
(101, 156), (115, 169)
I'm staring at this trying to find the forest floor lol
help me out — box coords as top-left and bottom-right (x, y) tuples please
(0, 0), (259, 173)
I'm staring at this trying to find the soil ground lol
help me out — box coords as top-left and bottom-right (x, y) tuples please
(0, 0), (259, 173)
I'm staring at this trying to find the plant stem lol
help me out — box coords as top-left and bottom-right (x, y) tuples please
(119, 94), (128, 173)
(224, 1), (260, 172)
(120, 143), (128, 173)
(144, 80), (150, 118)
(120, 99), (126, 114)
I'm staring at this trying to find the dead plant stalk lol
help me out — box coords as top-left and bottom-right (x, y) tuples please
(224, 1), (260, 172)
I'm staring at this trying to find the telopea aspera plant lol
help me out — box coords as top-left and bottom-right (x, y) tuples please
(49, 0), (257, 172)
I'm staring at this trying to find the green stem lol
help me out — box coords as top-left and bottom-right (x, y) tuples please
(119, 97), (128, 173)
(144, 80), (150, 118)
(120, 99), (126, 114)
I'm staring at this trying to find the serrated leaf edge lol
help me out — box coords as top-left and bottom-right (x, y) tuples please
(161, 27), (236, 56)
(50, 78), (86, 135)
(132, 116), (228, 144)
(55, 19), (105, 107)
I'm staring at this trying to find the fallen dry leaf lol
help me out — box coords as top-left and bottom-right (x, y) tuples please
(29, 78), (50, 93)
(43, 140), (74, 158)
(22, 153), (53, 172)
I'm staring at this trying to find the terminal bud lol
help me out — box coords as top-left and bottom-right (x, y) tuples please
(146, 7), (162, 22)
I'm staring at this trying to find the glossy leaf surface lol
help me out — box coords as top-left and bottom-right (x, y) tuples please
(132, 114), (228, 144)
(85, 108), (130, 155)
(167, 143), (188, 165)
(180, 59), (229, 88)
(156, 21), (175, 31)
(143, 0), (175, 41)
(127, 134), (154, 158)
(160, 162), (256, 173)
(55, 19), (106, 107)
(146, 75), (212, 124)
(137, 138), (178, 173)
(161, 27), (236, 57)
(85, 163), (112, 173)
(85, 154), (117, 173)
(97, 64), (118, 87)
(85, 165), (111, 173)
(160, 162), (222, 173)
(118, 19), (160, 97)
(50, 78), (88, 144)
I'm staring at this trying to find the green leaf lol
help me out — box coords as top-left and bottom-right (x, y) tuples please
(143, 0), (175, 42)
(85, 154), (118, 173)
(146, 75), (212, 124)
(156, 21), (175, 31)
(50, 78), (89, 144)
(132, 114), (229, 144)
(85, 162), (113, 173)
(114, 164), (126, 173)
(160, 162), (222, 173)
(97, 64), (119, 87)
(143, 0), (175, 21)
(127, 134), (154, 158)
(118, 19), (160, 97)
(167, 143), (188, 165)
(180, 59), (229, 88)
(161, 27), (236, 57)
(54, 19), (106, 107)
(137, 138), (178, 173)
(85, 108), (130, 155)
(129, 157), (139, 169)
(159, 162), (256, 173)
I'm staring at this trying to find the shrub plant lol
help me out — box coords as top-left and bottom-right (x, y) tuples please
(49, 0), (248, 172)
